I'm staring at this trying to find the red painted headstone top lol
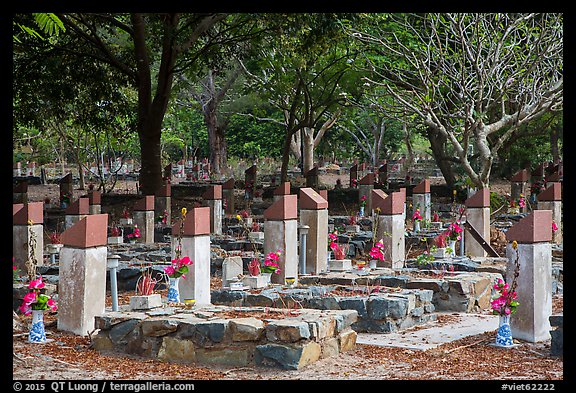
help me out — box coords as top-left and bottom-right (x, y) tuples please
(60, 173), (73, 184)
(318, 189), (328, 202)
(88, 190), (101, 205)
(511, 169), (530, 182)
(13, 181), (28, 193)
(299, 187), (328, 210)
(134, 195), (155, 211)
(264, 194), (298, 221)
(505, 210), (552, 244)
(378, 164), (387, 172)
(537, 182), (561, 202)
(222, 178), (235, 190)
(464, 188), (490, 208)
(359, 163), (366, 171)
(305, 166), (318, 176)
(413, 179), (430, 194)
(202, 184), (222, 200)
(350, 164), (358, 173)
(371, 189), (389, 213)
(155, 183), (171, 197)
(61, 214), (109, 248)
(172, 207), (210, 236)
(359, 173), (375, 185)
(531, 163), (546, 177)
(65, 198), (90, 215)
(274, 182), (291, 196)
(381, 191), (404, 215)
(13, 202), (43, 225)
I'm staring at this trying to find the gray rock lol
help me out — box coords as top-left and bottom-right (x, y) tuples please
(337, 296), (367, 318)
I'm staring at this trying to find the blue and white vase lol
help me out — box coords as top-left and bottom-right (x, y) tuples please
(359, 206), (365, 217)
(167, 277), (180, 303)
(495, 314), (514, 347)
(28, 310), (47, 343)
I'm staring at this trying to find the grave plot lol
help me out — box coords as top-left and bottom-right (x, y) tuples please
(92, 305), (358, 370)
(211, 284), (436, 333)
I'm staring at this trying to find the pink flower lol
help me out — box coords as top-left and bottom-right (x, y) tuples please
(412, 210), (422, 221)
(164, 266), (176, 276)
(360, 195), (367, 201)
(330, 242), (339, 251)
(28, 277), (45, 290)
(47, 299), (57, 311)
(177, 256), (192, 267)
(552, 222), (558, 232)
(23, 291), (37, 305)
(19, 303), (31, 316)
(328, 233), (338, 241)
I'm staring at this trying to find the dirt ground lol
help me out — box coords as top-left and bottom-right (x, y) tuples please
(12, 293), (563, 381)
(14, 175), (563, 382)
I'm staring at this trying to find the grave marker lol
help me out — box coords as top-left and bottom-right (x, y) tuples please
(88, 190), (101, 215)
(133, 195), (155, 243)
(264, 195), (298, 285)
(511, 169), (530, 213)
(373, 190), (404, 268)
(358, 173), (375, 214)
(155, 182), (171, 226)
(299, 188), (329, 274)
(58, 214), (109, 336)
(64, 198), (90, 229)
(537, 183), (562, 244)
(505, 210), (552, 342)
(222, 178), (235, 214)
(172, 207), (211, 305)
(412, 179), (431, 222)
(464, 188), (490, 257)
(202, 184), (223, 235)
(13, 202), (44, 272)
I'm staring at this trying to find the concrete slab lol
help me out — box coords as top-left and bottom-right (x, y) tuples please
(356, 312), (499, 350)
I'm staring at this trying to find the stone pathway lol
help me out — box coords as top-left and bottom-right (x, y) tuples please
(356, 312), (499, 350)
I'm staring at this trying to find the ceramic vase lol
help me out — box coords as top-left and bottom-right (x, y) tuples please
(28, 310), (47, 343)
(167, 277), (180, 303)
(495, 314), (514, 347)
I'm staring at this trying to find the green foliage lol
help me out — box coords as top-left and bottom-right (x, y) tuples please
(490, 191), (508, 213)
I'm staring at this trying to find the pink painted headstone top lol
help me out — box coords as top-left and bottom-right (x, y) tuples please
(134, 195), (155, 211)
(155, 183), (171, 197)
(274, 182), (291, 196)
(88, 190), (101, 205)
(371, 189), (389, 213)
(318, 189), (328, 202)
(65, 198), (90, 215)
(13, 202), (43, 225)
(531, 163), (546, 178)
(264, 194), (298, 221)
(172, 207), (210, 236)
(511, 169), (530, 182)
(413, 179), (430, 194)
(537, 183), (561, 201)
(381, 191), (404, 215)
(359, 173), (375, 185)
(464, 188), (490, 208)
(61, 214), (109, 248)
(222, 178), (235, 190)
(505, 210), (552, 244)
(202, 184), (222, 200)
(299, 187), (328, 210)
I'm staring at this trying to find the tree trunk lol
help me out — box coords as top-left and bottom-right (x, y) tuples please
(280, 131), (294, 183)
(427, 126), (456, 188)
(550, 124), (560, 164)
(138, 121), (163, 195)
(302, 127), (315, 173)
(403, 122), (414, 178)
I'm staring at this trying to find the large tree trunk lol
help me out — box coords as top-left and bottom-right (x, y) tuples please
(280, 131), (293, 183)
(302, 127), (315, 173)
(427, 126), (456, 188)
(550, 123), (560, 164)
(138, 120), (163, 195)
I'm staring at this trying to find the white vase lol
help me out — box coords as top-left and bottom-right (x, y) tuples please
(449, 240), (457, 256)
(414, 220), (421, 232)
(359, 206), (365, 217)
(167, 277), (180, 303)
(29, 310), (47, 343)
(369, 260), (378, 269)
(261, 272), (272, 285)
